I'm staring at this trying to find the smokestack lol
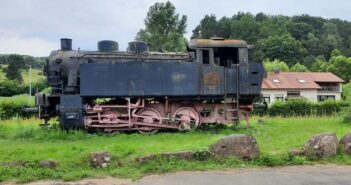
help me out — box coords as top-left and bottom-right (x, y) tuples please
(60, 38), (72, 51)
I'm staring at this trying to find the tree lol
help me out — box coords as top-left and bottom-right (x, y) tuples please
(263, 59), (289, 72)
(342, 81), (351, 101)
(310, 58), (328, 72)
(330, 49), (342, 58)
(4, 54), (24, 83)
(231, 14), (260, 43)
(216, 17), (232, 38)
(327, 55), (351, 82)
(191, 15), (217, 39)
(136, 1), (187, 52)
(286, 22), (313, 40)
(257, 34), (306, 65)
(290, 63), (309, 72)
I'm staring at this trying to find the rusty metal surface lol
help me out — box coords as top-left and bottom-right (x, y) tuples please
(203, 71), (220, 86)
(189, 39), (247, 49)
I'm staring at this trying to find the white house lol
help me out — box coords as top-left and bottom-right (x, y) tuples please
(261, 72), (344, 105)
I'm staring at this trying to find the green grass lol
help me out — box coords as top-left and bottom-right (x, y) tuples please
(0, 94), (34, 104)
(0, 116), (350, 182)
(0, 65), (44, 84)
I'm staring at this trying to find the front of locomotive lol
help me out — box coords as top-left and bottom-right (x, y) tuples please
(33, 38), (81, 125)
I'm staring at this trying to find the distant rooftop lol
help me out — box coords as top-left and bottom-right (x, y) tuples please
(262, 72), (344, 90)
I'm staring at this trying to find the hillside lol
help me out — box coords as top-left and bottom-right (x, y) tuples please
(0, 64), (45, 84)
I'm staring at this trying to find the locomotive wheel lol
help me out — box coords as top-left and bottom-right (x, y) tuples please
(137, 108), (162, 134)
(173, 107), (200, 131)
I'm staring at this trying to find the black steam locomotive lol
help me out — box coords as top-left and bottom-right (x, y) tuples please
(34, 37), (264, 133)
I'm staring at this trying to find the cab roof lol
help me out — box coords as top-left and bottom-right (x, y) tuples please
(188, 38), (248, 49)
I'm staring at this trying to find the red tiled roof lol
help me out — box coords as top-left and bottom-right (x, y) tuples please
(262, 72), (344, 90)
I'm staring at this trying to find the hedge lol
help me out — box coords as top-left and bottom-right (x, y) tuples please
(0, 79), (48, 96)
(0, 95), (34, 120)
(254, 99), (349, 117)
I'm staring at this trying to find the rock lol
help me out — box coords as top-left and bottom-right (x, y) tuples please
(210, 134), (260, 160)
(39, 160), (58, 169)
(90, 152), (111, 168)
(137, 151), (196, 164)
(289, 148), (305, 156)
(339, 132), (351, 155)
(304, 132), (338, 158)
(2, 160), (29, 167)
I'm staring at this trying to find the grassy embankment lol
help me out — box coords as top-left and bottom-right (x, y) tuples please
(0, 65), (44, 84)
(0, 116), (350, 182)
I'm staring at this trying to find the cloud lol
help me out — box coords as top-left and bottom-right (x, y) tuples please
(0, 0), (350, 56)
(0, 30), (57, 56)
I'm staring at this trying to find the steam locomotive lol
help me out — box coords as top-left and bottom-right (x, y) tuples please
(34, 37), (264, 133)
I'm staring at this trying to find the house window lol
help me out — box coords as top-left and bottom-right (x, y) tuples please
(263, 94), (270, 103)
(272, 79), (280, 83)
(298, 79), (306, 83)
(287, 91), (300, 97)
(275, 94), (284, 101)
(318, 95), (335, 102)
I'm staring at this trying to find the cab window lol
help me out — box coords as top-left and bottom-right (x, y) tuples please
(213, 47), (239, 68)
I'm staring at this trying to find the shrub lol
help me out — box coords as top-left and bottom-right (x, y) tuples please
(268, 99), (314, 117)
(0, 79), (48, 96)
(341, 106), (351, 124)
(0, 95), (34, 120)
(255, 99), (349, 117)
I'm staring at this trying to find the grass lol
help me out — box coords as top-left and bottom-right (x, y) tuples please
(0, 116), (350, 182)
(0, 65), (44, 84)
(0, 94), (35, 104)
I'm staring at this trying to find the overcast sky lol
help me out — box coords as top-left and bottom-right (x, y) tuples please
(0, 0), (350, 56)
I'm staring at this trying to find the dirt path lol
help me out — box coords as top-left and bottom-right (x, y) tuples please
(3, 165), (351, 185)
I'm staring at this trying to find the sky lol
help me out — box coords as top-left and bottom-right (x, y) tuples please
(0, 0), (350, 56)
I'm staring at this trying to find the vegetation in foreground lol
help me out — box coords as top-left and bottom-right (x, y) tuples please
(0, 116), (350, 183)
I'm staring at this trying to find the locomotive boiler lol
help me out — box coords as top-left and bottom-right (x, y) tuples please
(35, 37), (264, 133)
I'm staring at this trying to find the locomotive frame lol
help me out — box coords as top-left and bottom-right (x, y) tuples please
(34, 38), (264, 133)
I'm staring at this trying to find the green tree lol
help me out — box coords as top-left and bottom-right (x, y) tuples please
(327, 55), (351, 82)
(302, 33), (320, 56)
(257, 34), (306, 65)
(191, 15), (217, 39)
(330, 49), (342, 58)
(290, 63), (309, 72)
(263, 59), (289, 72)
(342, 81), (351, 101)
(216, 17), (232, 38)
(310, 58), (329, 72)
(231, 14), (260, 43)
(286, 22), (313, 40)
(136, 1), (187, 52)
(4, 54), (24, 83)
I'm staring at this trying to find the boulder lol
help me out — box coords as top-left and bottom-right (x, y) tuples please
(210, 134), (260, 160)
(90, 152), (111, 168)
(39, 160), (58, 169)
(304, 132), (338, 158)
(339, 132), (351, 155)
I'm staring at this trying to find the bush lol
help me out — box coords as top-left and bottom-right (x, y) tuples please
(0, 95), (34, 120)
(341, 106), (351, 124)
(0, 79), (48, 96)
(255, 99), (349, 117)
